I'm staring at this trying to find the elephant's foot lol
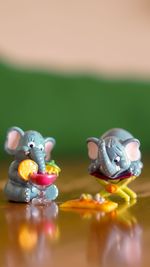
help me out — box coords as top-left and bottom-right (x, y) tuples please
(23, 188), (30, 202)
(31, 185), (58, 205)
(45, 185), (58, 201)
(4, 181), (31, 203)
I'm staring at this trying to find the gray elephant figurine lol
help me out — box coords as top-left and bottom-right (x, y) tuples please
(4, 127), (58, 203)
(87, 128), (143, 201)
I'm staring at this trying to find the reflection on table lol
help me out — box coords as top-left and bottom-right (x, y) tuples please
(1, 202), (59, 267)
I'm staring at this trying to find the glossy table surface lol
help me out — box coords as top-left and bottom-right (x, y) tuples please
(0, 159), (150, 267)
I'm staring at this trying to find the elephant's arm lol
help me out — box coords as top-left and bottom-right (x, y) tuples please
(8, 160), (27, 185)
(129, 161), (143, 176)
(5, 160), (39, 202)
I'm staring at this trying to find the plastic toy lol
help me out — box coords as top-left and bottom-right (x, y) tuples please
(30, 160), (60, 205)
(87, 128), (143, 202)
(60, 193), (118, 213)
(4, 126), (60, 204)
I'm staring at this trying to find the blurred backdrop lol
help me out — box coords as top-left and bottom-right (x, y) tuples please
(0, 0), (150, 160)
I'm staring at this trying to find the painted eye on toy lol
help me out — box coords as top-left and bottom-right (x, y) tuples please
(114, 156), (120, 163)
(38, 144), (44, 151)
(28, 141), (35, 148)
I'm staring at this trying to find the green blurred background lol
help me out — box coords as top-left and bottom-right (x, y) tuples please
(1, 1), (150, 162)
(0, 61), (149, 160)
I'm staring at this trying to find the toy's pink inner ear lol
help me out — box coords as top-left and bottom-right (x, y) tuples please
(87, 142), (98, 160)
(45, 141), (54, 161)
(125, 142), (141, 161)
(7, 130), (21, 150)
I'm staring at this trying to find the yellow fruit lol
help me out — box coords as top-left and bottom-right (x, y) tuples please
(46, 164), (61, 175)
(18, 159), (38, 181)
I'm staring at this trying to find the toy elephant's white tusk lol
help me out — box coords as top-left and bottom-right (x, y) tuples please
(116, 166), (120, 171)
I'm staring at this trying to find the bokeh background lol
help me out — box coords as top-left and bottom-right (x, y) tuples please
(0, 0), (150, 160)
(1, 4), (150, 267)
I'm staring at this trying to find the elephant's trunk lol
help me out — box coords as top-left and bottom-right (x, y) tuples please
(30, 147), (46, 173)
(99, 143), (119, 178)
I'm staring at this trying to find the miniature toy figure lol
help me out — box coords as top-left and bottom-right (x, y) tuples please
(4, 127), (60, 203)
(87, 128), (143, 202)
(60, 194), (118, 213)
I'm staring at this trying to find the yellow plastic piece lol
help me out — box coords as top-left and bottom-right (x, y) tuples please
(60, 198), (118, 213)
(97, 176), (137, 202)
(18, 159), (38, 181)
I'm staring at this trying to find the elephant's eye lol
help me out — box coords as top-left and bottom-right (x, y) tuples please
(28, 141), (35, 148)
(39, 144), (44, 151)
(114, 156), (120, 163)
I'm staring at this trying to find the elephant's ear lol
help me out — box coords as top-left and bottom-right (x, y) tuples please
(87, 137), (99, 160)
(44, 137), (56, 161)
(5, 127), (24, 155)
(124, 138), (141, 161)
